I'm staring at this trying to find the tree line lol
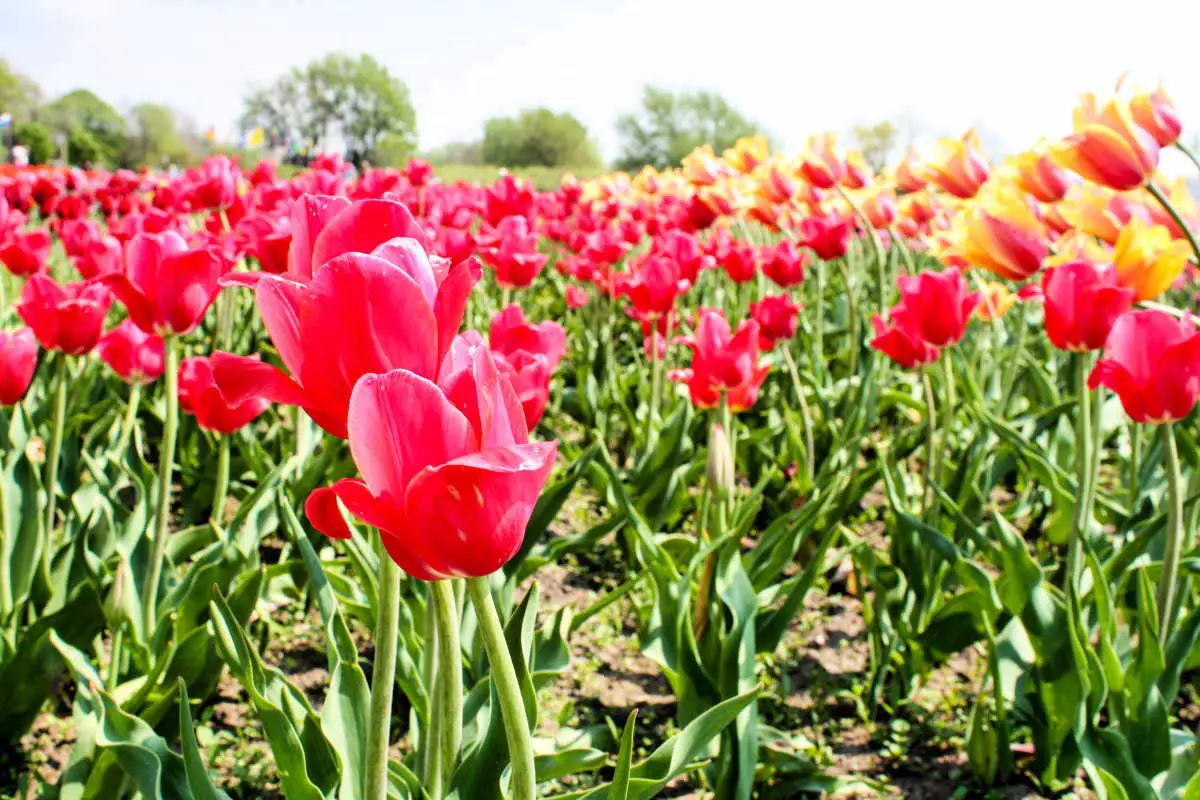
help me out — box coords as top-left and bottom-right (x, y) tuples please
(1, 54), (901, 173)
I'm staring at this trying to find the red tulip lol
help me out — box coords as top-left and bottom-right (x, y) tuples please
(721, 241), (758, 284)
(179, 355), (271, 433)
(493, 349), (553, 428)
(0, 229), (52, 276)
(480, 216), (548, 289)
(800, 215), (852, 261)
(96, 319), (165, 384)
(655, 230), (711, 284)
(213, 235), (480, 438)
(186, 155), (238, 210)
(1089, 310), (1200, 423)
(0, 328), (39, 405)
(1042, 262), (1135, 351)
(565, 285), (589, 308)
(890, 268), (980, 347)
(669, 309), (769, 411)
(61, 219), (122, 279)
(16, 275), (113, 355)
(762, 240), (808, 288)
(619, 255), (690, 319)
(489, 304), (567, 370)
(305, 337), (557, 579)
(750, 295), (801, 350)
(869, 314), (941, 369)
(101, 232), (223, 336)
(404, 158), (435, 188)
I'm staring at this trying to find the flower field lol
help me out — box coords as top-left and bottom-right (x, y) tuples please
(2, 83), (1200, 799)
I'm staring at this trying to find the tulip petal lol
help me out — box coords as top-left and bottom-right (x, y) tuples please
(255, 275), (307, 376)
(289, 195), (352, 279)
(210, 351), (307, 407)
(98, 274), (155, 335)
(311, 199), (426, 270)
(434, 259), (482, 365)
(403, 442), (557, 578)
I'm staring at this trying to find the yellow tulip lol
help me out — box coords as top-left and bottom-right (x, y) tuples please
(1112, 216), (1192, 301)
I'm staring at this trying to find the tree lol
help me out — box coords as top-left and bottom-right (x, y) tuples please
(852, 120), (899, 172)
(124, 103), (190, 167)
(0, 59), (41, 124)
(41, 89), (127, 166)
(426, 140), (484, 166)
(13, 122), (53, 165)
(240, 53), (417, 166)
(482, 108), (599, 168)
(614, 86), (760, 172)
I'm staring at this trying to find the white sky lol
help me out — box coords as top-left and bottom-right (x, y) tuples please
(5, 0), (1200, 168)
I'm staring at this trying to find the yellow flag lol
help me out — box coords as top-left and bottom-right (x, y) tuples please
(246, 127), (265, 148)
(204, 126), (217, 143)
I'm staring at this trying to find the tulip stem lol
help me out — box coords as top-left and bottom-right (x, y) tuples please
(836, 186), (887, 317)
(837, 259), (859, 377)
(117, 382), (142, 453)
(365, 549), (402, 800)
(1130, 423), (1143, 511)
(921, 368), (938, 518)
(1146, 182), (1200, 269)
(428, 579), (462, 799)
(42, 354), (69, 540)
(1177, 141), (1200, 175)
(888, 226), (917, 276)
(143, 336), (180, 639)
(780, 344), (816, 483)
(211, 435), (231, 528)
(646, 346), (663, 444)
(420, 589), (440, 788)
(814, 265), (825, 369)
(1157, 423), (1186, 645)
(999, 307), (1028, 416)
(1067, 354), (1092, 593)
(466, 577), (536, 800)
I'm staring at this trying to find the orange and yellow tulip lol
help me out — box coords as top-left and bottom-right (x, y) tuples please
(797, 133), (845, 190)
(842, 150), (873, 189)
(922, 131), (990, 198)
(1112, 216), (1192, 301)
(895, 148), (926, 193)
(1130, 85), (1182, 147)
(723, 135), (770, 175)
(1010, 145), (1071, 203)
(862, 187), (897, 228)
(682, 145), (729, 187)
(1050, 93), (1159, 191)
(975, 282), (1017, 322)
(1059, 184), (1150, 245)
(946, 185), (1048, 280)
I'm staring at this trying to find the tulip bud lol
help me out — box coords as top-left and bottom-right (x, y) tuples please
(707, 423), (735, 503)
(105, 557), (138, 629)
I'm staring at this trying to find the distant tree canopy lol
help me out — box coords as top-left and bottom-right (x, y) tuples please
(482, 108), (599, 168)
(0, 59), (42, 124)
(41, 89), (128, 166)
(614, 86), (761, 172)
(852, 120), (899, 172)
(426, 140), (485, 166)
(14, 122), (53, 165)
(124, 103), (189, 167)
(241, 53), (417, 167)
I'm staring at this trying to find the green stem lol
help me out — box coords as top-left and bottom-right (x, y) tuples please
(432, 581), (462, 790)
(836, 258), (858, 377)
(1146, 182), (1200, 268)
(922, 368), (938, 518)
(814, 265), (825, 369)
(887, 226), (917, 276)
(780, 345), (816, 482)
(1176, 141), (1200, 175)
(1067, 354), (1092, 593)
(107, 626), (124, 691)
(142, 337), (179, 638)
(117, 382), (142, 453)
(1156, 423), (1185, 645)
(999, 307), (1028, 416)
(466, 577), (535, 800)
(43, 354), (69, 538)
(211, 435), (231, 526)
(934, 353), (956, 526)
(1130, 423), (1143, 510)
(365, 551), (402, 800)
(836, 185), (887, 317)
(420, 589), (440, 788)
(646, 342), (663, 444)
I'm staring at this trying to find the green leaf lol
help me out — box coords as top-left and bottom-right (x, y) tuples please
(178, 681), (233, 800)
(507, 444), (598, 578)
(609, 711), (637, 800)
(534, 748), (607, 783)
(1080, 727), (1156, 800)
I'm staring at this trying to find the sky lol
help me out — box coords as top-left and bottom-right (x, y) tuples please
(4, 0), (1200, 169)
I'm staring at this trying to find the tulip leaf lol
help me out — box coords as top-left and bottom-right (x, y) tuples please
(178, 681), (234, 800)
(609, 710), (637, 800)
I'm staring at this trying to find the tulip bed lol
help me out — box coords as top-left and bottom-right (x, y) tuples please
(2, 85), (1200, 799)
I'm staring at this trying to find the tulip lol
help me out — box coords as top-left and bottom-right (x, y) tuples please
(669, 309), (769, 411)
(618, 255), (690, 318)
(1059, 184), (1148, 245)
(800, 214), (852, 261)
(862, 188), (898, 228)
(0, 328), (39, 405)
(1042, 262), (1135, 351)
(762, 240), (808, 288)
(682, 145), (728, 186)
(16, 275), (113, 356)
(480, 216), (549, 290)
(101, 232), (224, 336)
(565, 285), (589, 308)
(1011, 146), (1071, 203)
(750, 295), (801, 350)
(948, 186), (1049, 281)
(890, 268), (980, 347)
(922, 132), (990, 198)
(305, 338), (557, 579)
(798, 133), (845, 190)
(97, 319), (165, 384)
(489, 304), (567, 370)
(974, 283), (1017, 323)
(755, 163), (797, 206)
(842, 150), (873, 189)
(0, 228), (52, 276)
(493, 349), (553, 429)
(869, 314), (940, 369)
(720, 241), (758, 284)
(214, 235), (480, 438)
(723, 135), (769, 175)
(1089, 310), (1200, 423)
(1051, 94), (1160, 191)
(1130, 85), (1182, 147)
(177, 355), (270, 434)
(1112, 216), (1192, 301)
(895, 148), (927, 193)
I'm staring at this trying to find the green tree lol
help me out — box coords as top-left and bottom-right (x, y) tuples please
(13, 122), (53, 165)
(241, 53), (416, 166)
(66, 128), (102, 166)
(614, 86), (760, 171)
(482, 108), (599, 168)
(41, 89), (127, 166)
(123, 103), (189, 167)
(0, 59), (41, 124)
(852, 120), (899, 172)
(426, 140), (484, 166)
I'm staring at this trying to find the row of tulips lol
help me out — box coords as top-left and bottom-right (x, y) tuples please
(0, 75), (1199, 799)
